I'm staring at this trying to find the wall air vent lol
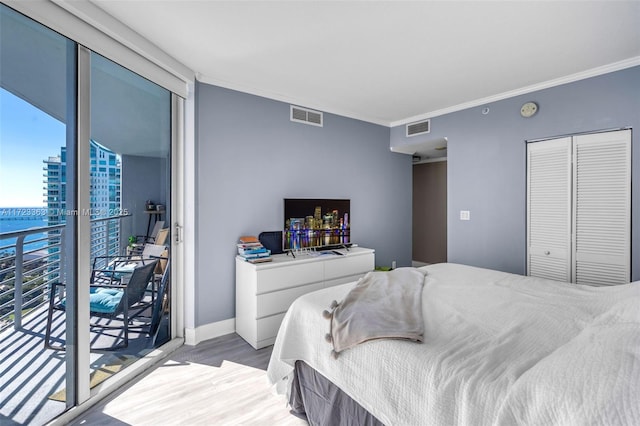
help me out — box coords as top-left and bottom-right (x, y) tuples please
(290, 105), (323, 127)
(406, 119), (430, 137)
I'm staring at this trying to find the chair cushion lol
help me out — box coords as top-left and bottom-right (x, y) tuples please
(112, 262), (137, 279)
(89, 288), (123, 313)
(58, 287), (123, 314)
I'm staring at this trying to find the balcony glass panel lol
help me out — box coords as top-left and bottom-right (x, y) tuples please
(0, 4), (77, 423)
(1, 5), (175, 424)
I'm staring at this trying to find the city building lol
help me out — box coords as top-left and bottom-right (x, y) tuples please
(43, 140), (122, 260)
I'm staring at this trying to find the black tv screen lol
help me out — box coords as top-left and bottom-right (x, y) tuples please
(284, 198), (350, 250)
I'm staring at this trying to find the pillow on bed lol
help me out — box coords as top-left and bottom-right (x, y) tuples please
(323, 267), (426, 358)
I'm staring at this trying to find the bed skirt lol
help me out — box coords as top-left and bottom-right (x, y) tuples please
(290, 361), (384, 426)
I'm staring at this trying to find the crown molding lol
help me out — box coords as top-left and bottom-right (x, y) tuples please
(389, 57), (640, 128)
(201, 57), (640, 128)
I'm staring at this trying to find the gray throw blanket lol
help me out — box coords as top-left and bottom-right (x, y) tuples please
(323, 267), (427, 358)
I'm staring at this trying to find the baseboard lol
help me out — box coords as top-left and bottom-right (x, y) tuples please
(184, 318), (236, 346)
(412, 260), (430, 268)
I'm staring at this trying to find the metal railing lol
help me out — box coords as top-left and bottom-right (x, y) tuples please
(0, 214), (131, 331)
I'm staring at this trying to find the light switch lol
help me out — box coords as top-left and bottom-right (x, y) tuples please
(460, 210), (470, 221)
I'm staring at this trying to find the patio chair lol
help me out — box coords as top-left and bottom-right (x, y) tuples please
(91, 243), (167, 309)
(128, 228), (168, 256)
(131, 221), (166, 248)
(44, 259), (159, 351)
(93, 243), (166, 279)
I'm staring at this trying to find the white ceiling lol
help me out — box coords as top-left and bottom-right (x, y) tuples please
(88, 1), (640, 127)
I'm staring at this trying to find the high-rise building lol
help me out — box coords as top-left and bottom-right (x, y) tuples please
(43, 140), (121, 263)
(89, 141), (121, 259)
(90, 141), (121, 218)
(43, 151), (66, 226)
(43, 151), (66, 280)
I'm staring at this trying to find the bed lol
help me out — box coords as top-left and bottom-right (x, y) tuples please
(267, 263), (640, 425)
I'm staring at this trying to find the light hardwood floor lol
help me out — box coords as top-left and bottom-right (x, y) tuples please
(70, 333), (306, 425)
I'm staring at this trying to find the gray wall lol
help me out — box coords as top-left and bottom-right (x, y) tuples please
(391, 66), (640, 280)
(121, 154), (168, 240)
(195, 83), (411, 326)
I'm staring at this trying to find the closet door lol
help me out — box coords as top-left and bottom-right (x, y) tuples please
(572, 129), (631, 286)
(527, 137), (572, 282)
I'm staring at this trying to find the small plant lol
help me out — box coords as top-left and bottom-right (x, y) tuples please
(128, 235), (136, 247)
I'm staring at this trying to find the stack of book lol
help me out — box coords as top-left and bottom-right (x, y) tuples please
(237, 235), (272, 263)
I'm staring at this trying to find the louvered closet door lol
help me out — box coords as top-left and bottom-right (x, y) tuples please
(527, 137), (572, 282)
(572, 130), (631, 286)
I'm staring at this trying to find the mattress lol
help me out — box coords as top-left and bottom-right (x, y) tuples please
(267, 263), (640, 425)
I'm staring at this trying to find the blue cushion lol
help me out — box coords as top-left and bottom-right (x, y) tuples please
(112, 263), (137, 279)
(59, 287), (123, 314)
(89, 288), (123, 313)
(95, 287), (122, 296)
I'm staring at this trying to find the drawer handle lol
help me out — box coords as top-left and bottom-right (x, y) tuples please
(544, 250), (550, 255)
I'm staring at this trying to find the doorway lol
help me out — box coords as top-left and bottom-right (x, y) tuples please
(412, 160), (447, 266)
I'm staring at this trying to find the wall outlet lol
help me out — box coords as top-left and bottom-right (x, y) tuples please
(460, 210), (470, 221)
(391, 260), (397, 269)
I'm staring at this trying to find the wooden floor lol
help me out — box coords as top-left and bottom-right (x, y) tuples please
(70, 333), (307, 425)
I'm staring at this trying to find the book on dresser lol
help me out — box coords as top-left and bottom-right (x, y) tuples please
(235, 246), (375, 349)
(238, 246), (270, 256)
(238, 235), (260, 244)
(237, 235), (273, 263)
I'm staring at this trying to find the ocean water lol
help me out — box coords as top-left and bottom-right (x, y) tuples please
(0, 207), (49, 252)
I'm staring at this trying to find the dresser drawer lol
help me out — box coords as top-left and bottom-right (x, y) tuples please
(256, 261), (323, 294)
(324, 253), (374, 280)
(256, 312), (287, 346)
(256, 281), (325, 318)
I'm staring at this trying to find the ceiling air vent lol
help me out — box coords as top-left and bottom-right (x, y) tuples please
(291, 105), (323, 127)
(406, 119), (430, 137)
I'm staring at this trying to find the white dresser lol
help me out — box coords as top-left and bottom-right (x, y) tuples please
(235, 246), (375, 349)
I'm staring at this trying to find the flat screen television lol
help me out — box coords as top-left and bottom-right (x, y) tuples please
(284, 198), (351, 251)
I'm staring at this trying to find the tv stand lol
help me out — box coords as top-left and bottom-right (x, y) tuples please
(286, 243), (352, 257)
(315, 243), (352, 252)
(236, 246), (375, 349)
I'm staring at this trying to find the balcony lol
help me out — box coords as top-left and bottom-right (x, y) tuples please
(0, 214), (164, 425)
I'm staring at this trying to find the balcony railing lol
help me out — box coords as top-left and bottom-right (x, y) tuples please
(0, 214), (131, 331)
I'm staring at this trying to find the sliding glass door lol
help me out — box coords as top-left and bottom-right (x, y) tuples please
(88, 51), (173, 358)
(0, 5), (78, 422)
(0, 5), (175, 424)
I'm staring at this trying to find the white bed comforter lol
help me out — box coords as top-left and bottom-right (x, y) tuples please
(267, 263), (640, 425)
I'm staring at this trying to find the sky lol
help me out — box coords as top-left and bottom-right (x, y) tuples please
(0, 88), (66, 207)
